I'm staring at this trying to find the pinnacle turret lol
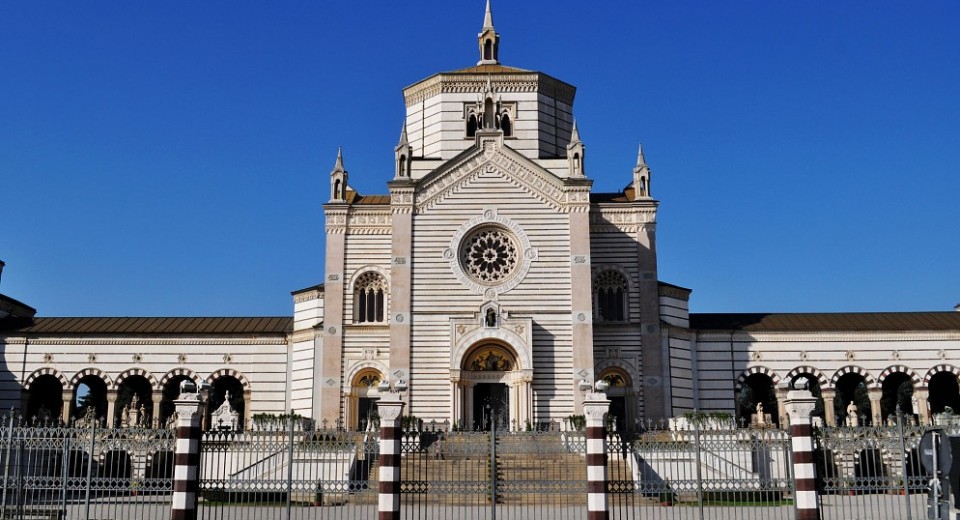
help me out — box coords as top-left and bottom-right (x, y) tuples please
(477, 0), (500, 65)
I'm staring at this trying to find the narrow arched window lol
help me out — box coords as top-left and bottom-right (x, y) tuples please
(594, 270), (628, 322)
(354, 272), (388, 323)
(484, 40), (493, 61)
(398, 155), (407, 177)
(483, 98), (495, 129)
(334, 179), (342, 200)
(500, 114), (511, 136)
(467, 114), (478, 137)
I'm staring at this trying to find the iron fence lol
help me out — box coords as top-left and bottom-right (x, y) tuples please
(814, 416), (952, 520)
(196, 421), (379, 520)
(609, 423), (796, 520)
(0, 414), (174, 520)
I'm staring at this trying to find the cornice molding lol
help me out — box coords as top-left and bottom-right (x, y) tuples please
(3, 337), (289, 347)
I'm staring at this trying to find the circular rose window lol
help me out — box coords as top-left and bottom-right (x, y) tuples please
(460, 226), (519, 285)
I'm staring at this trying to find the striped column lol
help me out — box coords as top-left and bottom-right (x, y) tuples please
(785, 386), (820, 520)
(377, 393), (405, 520)
(171, 388), (205, 520)
(583, 392), (610, 520)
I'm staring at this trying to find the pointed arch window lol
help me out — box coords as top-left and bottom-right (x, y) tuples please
(500, 113), (511, 137)
(594, 270), (628, 322)
(467, 113), (478, 137)
(354, 272), (388, 323)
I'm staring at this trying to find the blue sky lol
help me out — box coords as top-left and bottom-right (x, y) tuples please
(1, 1), (958, 317)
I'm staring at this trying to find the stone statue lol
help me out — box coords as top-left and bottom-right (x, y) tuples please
(754, 402), (766, 425)
(846, 401), (859, 427)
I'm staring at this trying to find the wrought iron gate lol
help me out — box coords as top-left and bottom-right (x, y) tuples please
(399, 425), (588, 520)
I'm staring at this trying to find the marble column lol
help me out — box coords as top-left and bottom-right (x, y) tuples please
(106, 391), (118, 427)
(152, 392), (162, 427)
(61, 391), (73, 424)
(868, 388), (882, 425)
(914, 388), (930, 425)
(822, 389), (836, 426)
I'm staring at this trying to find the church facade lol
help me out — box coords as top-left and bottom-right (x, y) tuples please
(2, 5), (959, 432)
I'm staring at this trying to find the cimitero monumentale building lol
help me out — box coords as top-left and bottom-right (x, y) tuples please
(2, 4), (960, 433)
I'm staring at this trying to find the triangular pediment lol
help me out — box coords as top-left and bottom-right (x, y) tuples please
(414, 135), (571, 213)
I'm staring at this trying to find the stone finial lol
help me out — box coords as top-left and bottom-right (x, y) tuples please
(482, 0), (494, 30)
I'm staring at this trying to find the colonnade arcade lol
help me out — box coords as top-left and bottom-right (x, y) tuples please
(19, 367), (252, 429)
(736, 364), (960, 427)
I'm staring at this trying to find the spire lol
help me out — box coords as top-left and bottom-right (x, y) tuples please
(632, 142), (651, 199)
(330, 147), (348, 202)
(395, 123), (412, 178)
(482, 0), (495, 30)
(566, 120), (585, 177)
(635, 143), (646, 169)
(332, 146), (344, 173)
(570, 120), (581, 143)
(477, 0), (500, 65)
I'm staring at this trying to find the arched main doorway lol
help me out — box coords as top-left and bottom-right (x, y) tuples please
(347, 369), (383, 431)
(598, 368), (634, 432)
(457, 343), (531, 431)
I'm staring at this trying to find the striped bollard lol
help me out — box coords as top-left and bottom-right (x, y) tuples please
(583, 391), (611, 520)
(785, 380), (820, 520)
(171, 382), (205, 520)
(377, 392), (405, 520)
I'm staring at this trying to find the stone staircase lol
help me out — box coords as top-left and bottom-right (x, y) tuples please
(352, 432), (619, 505)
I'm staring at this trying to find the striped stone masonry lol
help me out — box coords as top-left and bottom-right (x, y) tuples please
(377, 393), (405, 520)
(583, 392), (611, 520)
(171, 390), (205, 520)
(785, 387), (820, 520)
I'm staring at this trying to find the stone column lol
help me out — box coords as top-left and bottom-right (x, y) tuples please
(775, 385), (789, 426)
(377, 393), (405, 520)
(61, 391), (73, 424)
(567, 181), (595, 415)
(583, 392), (610, 520)
(151, 392), (162, 427)
(785, 385), (820, 520)
(914, 388), (930, 425)
(106, 391), (118, 428)
(821, 389), (836, 426)
(170, 385), (205, 520)
(464, 383), (475, 429)
(868, 388), (882, 425)
(449, 374), (461, 428)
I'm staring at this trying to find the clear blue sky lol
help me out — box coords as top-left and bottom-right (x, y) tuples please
(2, 1), (958, 317)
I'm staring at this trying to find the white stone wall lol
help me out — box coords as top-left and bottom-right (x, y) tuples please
(409, 167), (574, 421)
(3, 334), (290, 420)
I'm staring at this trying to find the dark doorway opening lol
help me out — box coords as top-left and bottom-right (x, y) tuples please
(358, 397), (378, 431)
(473, 383), (508, 431)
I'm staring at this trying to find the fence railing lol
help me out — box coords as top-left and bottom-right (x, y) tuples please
(1, 408), (956, 519)
(0, 414), (174, 520)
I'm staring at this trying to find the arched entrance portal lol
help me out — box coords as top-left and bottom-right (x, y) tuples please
(598, 368), (634, 433)
(347, 369), (383, 431)
(456, 343), (532, 431)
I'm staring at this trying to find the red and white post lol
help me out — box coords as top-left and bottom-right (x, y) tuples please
(785, 380), (820, 520)
(583, 391), (611, 520)
(377, 392), (405, 520)
(171, 383), (205, 520)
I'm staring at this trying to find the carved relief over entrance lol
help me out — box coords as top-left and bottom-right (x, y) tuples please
(450, 308), (534, 430)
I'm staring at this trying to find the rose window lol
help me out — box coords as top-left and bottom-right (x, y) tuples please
(460, 227), (519, 285)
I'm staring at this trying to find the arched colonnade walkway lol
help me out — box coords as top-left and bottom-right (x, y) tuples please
(21, 367), (252, 429)
(735, 364), (960, 427)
